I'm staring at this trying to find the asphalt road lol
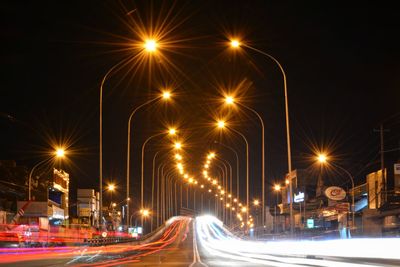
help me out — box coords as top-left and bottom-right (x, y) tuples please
(1, 217), (400, 267)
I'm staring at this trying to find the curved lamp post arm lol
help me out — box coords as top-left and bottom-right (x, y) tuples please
(125, 96), (161, 227)
(141, 132), (164, 208)
(237, 103), (266, 227)
(243, 44), (292, 234)
(331, 162), (355, 229)
(100, 58), (131, 227)
(243, 45), (291, 171)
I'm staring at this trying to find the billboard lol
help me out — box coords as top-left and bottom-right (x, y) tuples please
(325, 186), (346, 201)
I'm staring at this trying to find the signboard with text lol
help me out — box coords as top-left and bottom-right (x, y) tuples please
(325, 186), (346, 201)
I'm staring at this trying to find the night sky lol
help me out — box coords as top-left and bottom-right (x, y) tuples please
(1, 1), (399, 207)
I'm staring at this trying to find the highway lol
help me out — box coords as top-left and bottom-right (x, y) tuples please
(1, 216), (400, 266)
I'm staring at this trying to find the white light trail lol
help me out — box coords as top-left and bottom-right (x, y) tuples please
(195, 215), (400, 267)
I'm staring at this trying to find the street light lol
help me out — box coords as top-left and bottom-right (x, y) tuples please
(107, 183), (116, 203)
(318, 154), (327, 163)
(316, 154), (355, 234)
(125, 91), (172, 227)
(107, 184), (115, 192)
(55, 149), (65, 158)
(229, 39), (293, 234)
(141, 128), (177, 213)
(28, 148), (66, 201)
(174, 142), (182, 149)
(216, 120), (249, 227)
(230, 40), (240, 48)
(144, 39), (157, 52)
(224, 95), (266, 228)
(140, 209), (150, 217)
(274, 184), (281, 233)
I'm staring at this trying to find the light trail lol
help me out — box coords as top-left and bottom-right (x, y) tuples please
(0, 216), (190, 266)
(195, 215), (400, 267)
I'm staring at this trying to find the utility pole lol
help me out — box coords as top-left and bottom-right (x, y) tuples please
(374, 124), (390, 203)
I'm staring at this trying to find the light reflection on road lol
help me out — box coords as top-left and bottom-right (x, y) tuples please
(195, 215), (400, 267)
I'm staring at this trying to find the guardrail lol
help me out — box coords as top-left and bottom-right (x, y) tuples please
(84, 222), (168, 246)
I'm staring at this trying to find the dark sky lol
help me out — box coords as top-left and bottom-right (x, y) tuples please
(1, 1), (399, 206)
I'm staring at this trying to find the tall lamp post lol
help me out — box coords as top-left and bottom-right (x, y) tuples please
(100, 39), (161, 228)
(317, 154), (355, 233)
(217, 120), (250, 228)
(229, 40), (293, 234)
(140, 128), (177, 214)
(224, 96), (266, 228)
(126, 91), (171, 227)
(29, 148), (66, 201)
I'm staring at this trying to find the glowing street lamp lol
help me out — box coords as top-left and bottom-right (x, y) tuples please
(253, 199), (260, 206)
(317, 154), (327, 163)
(230, 39), (240, 48)
(29, 148), (67, 201)
(225, 96), (235, 104)
(55, 148), (65, 158)
(144, 39), (157, 52)
(107, 184), (116, 192)
(274, 184), (281, 191)
(174, 142), (182, 149)
(163, 91), (171, 99)
(141, 209), (150, 217)
(217, 120), (225, 129)
(168, 128), (176, 135)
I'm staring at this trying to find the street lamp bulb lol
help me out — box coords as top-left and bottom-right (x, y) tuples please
(285, 179), (290, 185)
(231, 39), (240, 48)
(318, 154), (327, 163)
(174, 142), (182, 149)
(168, 128), (176, 135)
(217, 120), (225, 128)
(253, 200), (259, 206)
(274, 184), (281, 191)
(55, 148), (65, 158)
(108, 184), (115, 191)
(225, 96), (234, 104)
(162, 91), (171, 99)
(142, 209), (150, 216)
(144, 39), (157, 52)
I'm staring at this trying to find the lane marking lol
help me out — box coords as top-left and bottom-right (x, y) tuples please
(189, 220), (208, 267)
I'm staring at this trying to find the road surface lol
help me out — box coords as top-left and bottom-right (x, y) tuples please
(1, 216), (399, 267)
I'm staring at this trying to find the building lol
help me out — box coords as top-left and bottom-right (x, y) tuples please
(77, 189), (99, 227)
